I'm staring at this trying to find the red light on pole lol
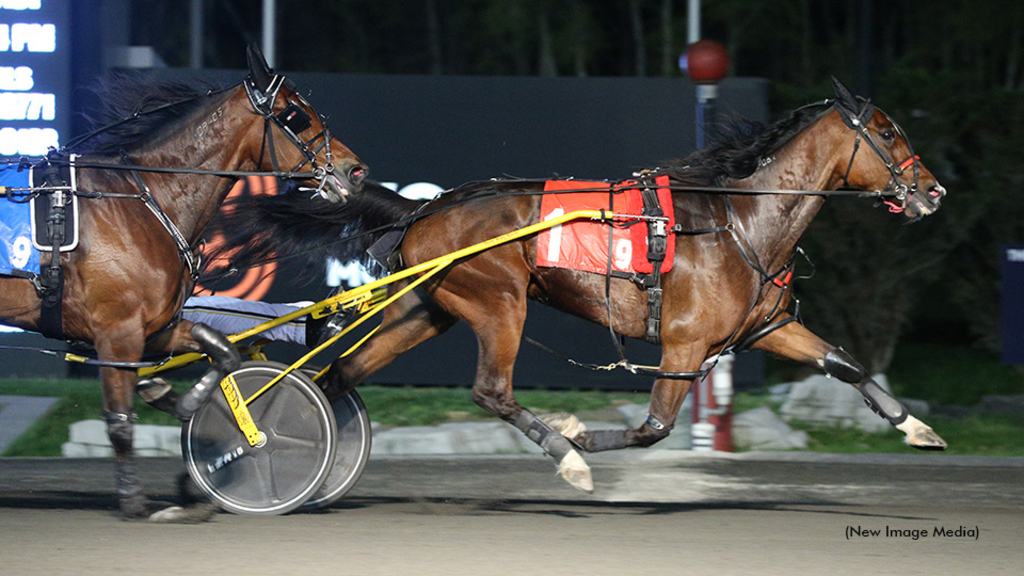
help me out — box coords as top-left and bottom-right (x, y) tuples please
(684, 39), (729, 83)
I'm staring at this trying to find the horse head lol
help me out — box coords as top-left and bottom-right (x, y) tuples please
(244, 44), (367, 203)
(829, 77), (946, 219)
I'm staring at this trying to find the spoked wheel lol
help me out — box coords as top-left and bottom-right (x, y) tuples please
(299, 368), (372, 510)
(181, 361), (337, 515)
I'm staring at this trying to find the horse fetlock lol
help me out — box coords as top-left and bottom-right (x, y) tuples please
(556, 451), (594, 493)
(104, 411), (136, 452)
(541, 412), (588, 439)
(514, 411), (574, 460)
(632, 414), (673, 447)
(897, 415), (948, 451)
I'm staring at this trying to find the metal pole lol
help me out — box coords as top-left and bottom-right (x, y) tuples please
(687, 0), (700, 43)
(189, 0), (203, 69)
(262, 0), (276, 68)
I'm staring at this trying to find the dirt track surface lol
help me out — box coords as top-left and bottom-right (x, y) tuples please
(1, 452), (1021, 575)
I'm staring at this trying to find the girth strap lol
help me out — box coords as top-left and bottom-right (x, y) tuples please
(638, 176), (668, 344)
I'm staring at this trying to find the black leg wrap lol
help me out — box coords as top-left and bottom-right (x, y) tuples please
(577, 429), (629, 452)
(823, 348), (867, 383)
(860, 378), (908, 426)
(105, 411), (147, 516)
(177, 323), (241, 418)
(513, 411), (574, 461)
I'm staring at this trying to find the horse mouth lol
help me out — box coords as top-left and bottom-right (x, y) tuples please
(321, 174), (350, 203)
(903, 184), (945, 219)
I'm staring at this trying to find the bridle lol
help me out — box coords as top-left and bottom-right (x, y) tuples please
(834, 98), (921, 213)
(243, 74), (340, 200)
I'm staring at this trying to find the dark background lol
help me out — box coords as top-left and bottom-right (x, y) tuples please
(2, 0), (1023, 387)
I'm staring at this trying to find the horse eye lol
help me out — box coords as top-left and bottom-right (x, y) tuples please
(881, 129), (895, 142)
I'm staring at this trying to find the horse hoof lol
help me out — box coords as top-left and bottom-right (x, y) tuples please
(149, 503), (219, 524)
(907, 427), (948, 451)
(556, 451), (594, 493)
(898, 416), (948, 451)
(542, 413), (588, 439)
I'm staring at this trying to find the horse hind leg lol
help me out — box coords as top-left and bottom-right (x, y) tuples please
(753, 318), (947, 450)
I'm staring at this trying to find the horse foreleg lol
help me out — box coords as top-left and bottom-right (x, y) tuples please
(95, 325), (186, 520)
(751, 316), (947, 450)
(571, 343), (707, 452)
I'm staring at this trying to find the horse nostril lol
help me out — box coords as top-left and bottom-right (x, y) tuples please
(927, 185), (945, 199)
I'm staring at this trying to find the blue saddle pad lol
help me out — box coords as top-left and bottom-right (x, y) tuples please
(0, 169), (40, 276)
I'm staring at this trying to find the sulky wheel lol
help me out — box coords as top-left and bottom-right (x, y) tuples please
(181, 361), (337, 515)
(299, 368), (372, 510)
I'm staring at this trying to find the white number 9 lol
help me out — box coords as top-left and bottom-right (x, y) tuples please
(11, 236), (31, 268)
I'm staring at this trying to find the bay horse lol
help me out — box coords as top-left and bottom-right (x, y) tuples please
(0, 46), (367, 520)
(221, 78), (947, 492)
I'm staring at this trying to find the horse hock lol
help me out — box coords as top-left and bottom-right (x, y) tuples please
(515, 411), (594, 492)
(824, 348), (947, 449)
(176, 323), (241, 418)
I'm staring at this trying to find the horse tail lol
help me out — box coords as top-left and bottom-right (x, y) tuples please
(205, 180), (422, 279)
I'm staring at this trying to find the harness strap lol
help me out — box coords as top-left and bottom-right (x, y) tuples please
(638, 175), (667, 344)
(120, 151), (200, 281)
(35, 152), (69, 339)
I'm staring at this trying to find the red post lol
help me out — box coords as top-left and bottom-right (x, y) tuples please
(690, 355), (733, 452)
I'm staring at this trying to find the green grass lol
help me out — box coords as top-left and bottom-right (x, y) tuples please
(786, 415), (1024, 457)
(887, 343), (1024, 406)
(0, 378), (184, 457)
(0, 378), (644, 456)
(2, 346), (1022, 458)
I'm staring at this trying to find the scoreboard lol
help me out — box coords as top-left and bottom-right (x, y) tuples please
(0, 0), (70, 157)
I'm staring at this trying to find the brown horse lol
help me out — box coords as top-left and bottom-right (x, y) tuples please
(222, 78), (947, 492)
(0, 46), (367, 520)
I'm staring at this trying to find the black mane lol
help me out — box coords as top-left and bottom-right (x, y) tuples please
(664, 105), (830, 186)
(70, 73), (226, 156)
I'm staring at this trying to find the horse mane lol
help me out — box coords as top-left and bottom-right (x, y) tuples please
(70, 73), (225, 156)
(663, 104), (829, 186)
(207, 180), (422, 279)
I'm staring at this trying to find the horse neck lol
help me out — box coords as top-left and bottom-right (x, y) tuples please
(726, 118), (848, 263)
(122, 89), (256, 241)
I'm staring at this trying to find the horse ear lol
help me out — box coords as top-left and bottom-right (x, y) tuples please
(246, 43), (275, 93)
(831, 76), (859, 114)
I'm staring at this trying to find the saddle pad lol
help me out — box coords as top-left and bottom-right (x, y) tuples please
(29, 154), (80, 252)
(0, 168), (39, 275)
(536, 176), (675, 275)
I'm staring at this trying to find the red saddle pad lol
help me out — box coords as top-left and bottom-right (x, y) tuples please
(536, 176), (674, 275)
